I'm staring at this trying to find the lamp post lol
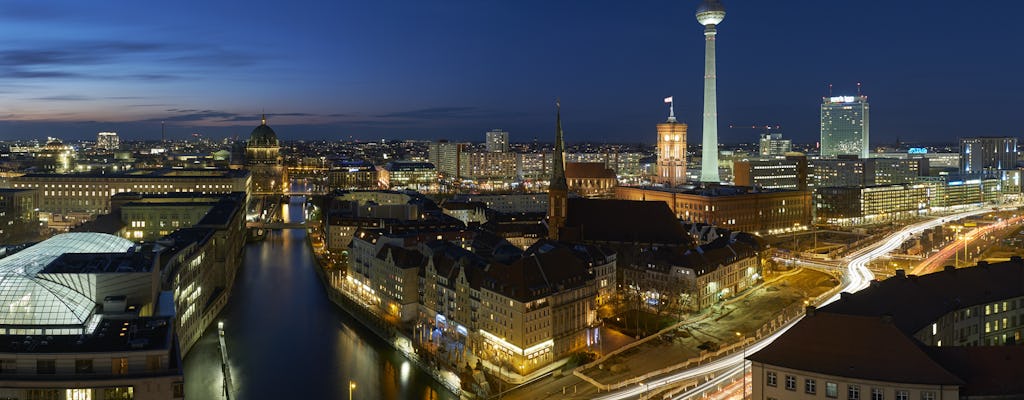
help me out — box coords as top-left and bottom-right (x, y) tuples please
(348, 381), (356, 400)
(638, 382), (649, 400)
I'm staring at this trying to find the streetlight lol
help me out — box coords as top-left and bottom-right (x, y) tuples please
(638, 382), (649, 400)
(348, 381), (356, 400)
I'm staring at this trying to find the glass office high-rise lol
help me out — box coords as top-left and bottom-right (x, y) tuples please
(820, 95), (869, 159)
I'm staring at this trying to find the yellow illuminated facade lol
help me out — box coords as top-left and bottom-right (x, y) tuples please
(657, 121), (688, 186)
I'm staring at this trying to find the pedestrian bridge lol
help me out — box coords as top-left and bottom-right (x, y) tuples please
(246, 221), (310, 229)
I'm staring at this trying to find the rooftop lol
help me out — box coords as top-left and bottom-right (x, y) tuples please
(0, 316), (172, 354)
(0, 233), (135, 329)
(564, 198), (691, 245)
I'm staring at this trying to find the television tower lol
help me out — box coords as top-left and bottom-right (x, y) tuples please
(697, 0), (725, 183)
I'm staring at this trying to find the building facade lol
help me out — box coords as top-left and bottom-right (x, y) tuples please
(565, 162), (618, 198)
(657, 120), (688, 187)
(485, 129), (510, 153)
(96, 131), (120, 151)
(615, 186), (812, 235)
(820, 95), (870, 159)
(750, 260), (1024, 400)
(733, 157), (807, 190)
(378, 162), (438, 192)
(8, 169), (251, 217)
(245, 116), (286, 194)
(960, 136), (1018, 174)
(758, 130), (791, 157)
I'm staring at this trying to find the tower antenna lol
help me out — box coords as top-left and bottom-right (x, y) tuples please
(828, 83), (833, 98)
(857, 82), (862, 96)
(161, 121), (165, 143)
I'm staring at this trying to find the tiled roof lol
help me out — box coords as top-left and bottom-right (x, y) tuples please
(565, 162), (617, 180)
(748, 312), (963, 385)
(565, 198), (689, 245)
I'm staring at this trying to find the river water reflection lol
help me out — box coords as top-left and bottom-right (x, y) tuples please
(184, 196), (455, 399)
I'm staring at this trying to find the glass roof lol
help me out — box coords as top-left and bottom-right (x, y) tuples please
(0, 233), (134, 329)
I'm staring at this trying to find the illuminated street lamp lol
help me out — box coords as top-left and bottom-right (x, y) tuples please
(349, 381), (356, 400)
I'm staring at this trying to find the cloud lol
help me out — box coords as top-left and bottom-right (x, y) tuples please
(2, 70), (83, 79)
(30, 95), (92, 101)
(0, 40), (254, 83)
(376, 106), (482, 120)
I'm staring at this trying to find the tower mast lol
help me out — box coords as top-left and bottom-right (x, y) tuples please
(697, 0), (726, 183)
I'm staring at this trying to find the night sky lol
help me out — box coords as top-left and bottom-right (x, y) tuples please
(1, 0), (1022, 144)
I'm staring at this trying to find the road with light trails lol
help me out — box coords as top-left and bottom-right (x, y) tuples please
(911, 214), (1024, 275)
(591, 206), (1003, 400)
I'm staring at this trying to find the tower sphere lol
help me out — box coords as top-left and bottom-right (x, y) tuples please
(696, 0), (726, 26)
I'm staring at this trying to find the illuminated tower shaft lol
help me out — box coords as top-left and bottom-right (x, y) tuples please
(700, 24), (720, 183)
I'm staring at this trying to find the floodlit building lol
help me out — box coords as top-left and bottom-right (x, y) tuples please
(758, 130), (791, 157)
(245, 115), (286, 193)
(378, 161), (437, 192)
(814, 184), (931, 226)
(820, 95), (870, 159)
(328, 161), (379, 190)
(623, 230), (761, 312)
(565, 162), (618, 198)
(733, 157), (807, 190)
(749, 260), (1024, 400)
(8, 169), (251, 217)
(656, 109), (688, 187)
(615, 185), (812, 235)
(96, 131), (120, 151)
(811, 156), (928, 188)
(960, 136), (1018, 174)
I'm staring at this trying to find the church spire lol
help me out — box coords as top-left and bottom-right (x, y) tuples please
(550, 99), (567, 191)
(547, 99), (569, 241)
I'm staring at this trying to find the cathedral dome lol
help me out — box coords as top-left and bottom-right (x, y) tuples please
(247, 115), (279, 148)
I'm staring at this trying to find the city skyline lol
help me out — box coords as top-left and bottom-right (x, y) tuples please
(1, 1), (1022, 143)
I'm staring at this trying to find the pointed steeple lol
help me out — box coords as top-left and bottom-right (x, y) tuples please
(550, 100), (568, 191)
(261, 113), (267, 126)
(547, 99), (569, 241)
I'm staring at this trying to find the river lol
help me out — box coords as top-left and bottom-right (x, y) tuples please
(183, 195), (455, 399)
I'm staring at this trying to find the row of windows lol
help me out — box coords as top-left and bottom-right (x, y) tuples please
(767, 372), (935, 400)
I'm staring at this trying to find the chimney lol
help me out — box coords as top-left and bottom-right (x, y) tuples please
(895, 269), (906, 279)
(805, 305), (816, 317)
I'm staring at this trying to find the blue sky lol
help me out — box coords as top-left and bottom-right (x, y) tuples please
(1, 0), (1022, 144)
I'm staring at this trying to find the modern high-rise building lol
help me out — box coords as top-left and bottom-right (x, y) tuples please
(758, 129), (791, 157)
(960, 136), (1018, 174)
(697, 0), (726, 183)
(820, 95), (870, 159)
(485, 129), (510, 153)
(96, 131), (119, 151)
(657, 97), (688, 187)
